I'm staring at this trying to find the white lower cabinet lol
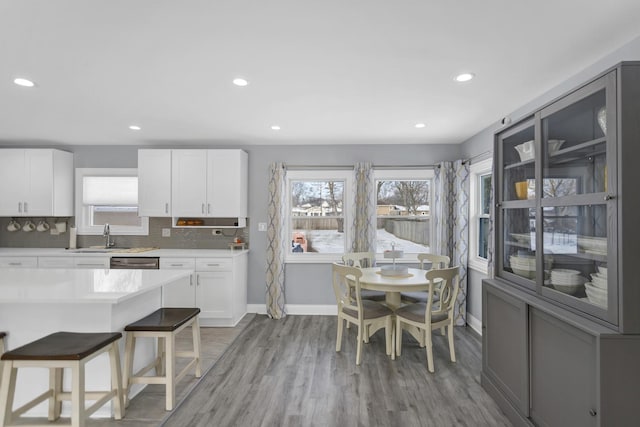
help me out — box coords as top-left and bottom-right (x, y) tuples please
(0, 257), (38, 268)
(38, 256), (75, 268)
(160, 254), (247, 326)
(72, 257), (110, 269)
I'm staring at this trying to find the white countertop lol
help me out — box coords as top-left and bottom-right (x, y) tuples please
(0, 248), (249, 257)
(0, 268), (191, 304)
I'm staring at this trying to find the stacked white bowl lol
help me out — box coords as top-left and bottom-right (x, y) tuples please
(550, 269), (585, 295)
(510, 254), (552, 279)
(510, 254), (536, 279)
(586, 266), (608, 307)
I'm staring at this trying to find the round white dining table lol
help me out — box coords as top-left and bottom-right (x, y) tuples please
(358, 267), (430, 310)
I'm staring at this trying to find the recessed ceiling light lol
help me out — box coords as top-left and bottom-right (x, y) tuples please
(233, 78), (248, 87)
(129, 125), (141, 131)
(454, 73), (475, 83)
(271, 125), (281, 131)
(14, 78), (35, 87)
(415, 123), (426, 128)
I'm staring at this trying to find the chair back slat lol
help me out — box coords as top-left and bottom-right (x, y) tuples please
(332, 263), (364, 318)
(342, 252), (376, 268)
(425, 266), (460, 321)
(417, 253), (450, 270)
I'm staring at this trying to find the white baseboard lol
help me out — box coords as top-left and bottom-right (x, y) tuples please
(247, 304), (337, 316)
(467, 312), (482, 336)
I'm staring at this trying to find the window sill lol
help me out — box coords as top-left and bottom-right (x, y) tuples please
(468, 258), (489, 275)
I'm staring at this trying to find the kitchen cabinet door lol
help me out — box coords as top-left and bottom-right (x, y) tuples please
(196, 271), (232, 319)
(206, 150), (248, 217)
(529, 308), (597, 427)
(0, 149), (25, 216)
(482, 284), (529, 417)
(138, 149), (172, 217)
(160, 257), (196, 307)
(0, 257), (38, 268)
(0, 149), (73, 217)
(171, 150), (208, 217)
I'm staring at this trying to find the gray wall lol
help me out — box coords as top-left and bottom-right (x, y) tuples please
(461, 34), (640, 322)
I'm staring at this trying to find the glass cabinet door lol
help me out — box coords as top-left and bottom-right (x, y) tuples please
(537, 72), (617, 323)
(501, 120), (536, 202)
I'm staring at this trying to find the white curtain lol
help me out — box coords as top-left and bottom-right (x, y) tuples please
(433, 160), (470, 326)
(351, 162), (376, 253)
(266, 162), (287, 319)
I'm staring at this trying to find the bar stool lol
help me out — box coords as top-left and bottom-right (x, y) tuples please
(123, 307), (202, 411)
(0, 331), (124, 427)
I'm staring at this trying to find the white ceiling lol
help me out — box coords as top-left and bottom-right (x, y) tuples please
(2, 0), (640, 147)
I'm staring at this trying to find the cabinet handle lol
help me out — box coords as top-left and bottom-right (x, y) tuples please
(165, 203), (169, 214)
(207, 263), (220, 267)
(202, 203), (205, 214)
(589, 409), (597, 417)
(495, 202), (501, 208)
(77, 263), (105, 267)
(604, 195), (615, 201)
(207, 203), (211, 214)
(24, 202), (28, 213)
(18, 202), (22, 213)
(9, 262), (22, 266)
(190, 275), (193, 286)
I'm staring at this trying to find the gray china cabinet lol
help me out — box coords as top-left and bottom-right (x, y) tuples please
(483, 62), (640, 427)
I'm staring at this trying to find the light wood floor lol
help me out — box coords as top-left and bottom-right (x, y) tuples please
(162, 315), (511, 427)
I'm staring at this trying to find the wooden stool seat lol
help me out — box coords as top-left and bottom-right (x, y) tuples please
(123, 308), (202, 411)
(125, 307), (201, 332)
(0, 332), (124, 427)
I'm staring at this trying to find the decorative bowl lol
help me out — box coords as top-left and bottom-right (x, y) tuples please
(548, 139), (565, 154)
(514, 140), (534, 162)
(597, 106), (607, 135)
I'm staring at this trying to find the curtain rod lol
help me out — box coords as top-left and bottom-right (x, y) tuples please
(462, 150), (492, 165)
(284, 164), (436, 170)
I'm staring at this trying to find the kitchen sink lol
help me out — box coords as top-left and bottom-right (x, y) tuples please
(68, 247), (129, 253)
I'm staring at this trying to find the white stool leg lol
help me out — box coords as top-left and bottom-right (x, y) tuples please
(165, 332), (176, 411)
(0, 362), (16, 426)
(71, 361), (86, 427)
(48, 367), (63, 420)
(122, 332), (135, 408)
(192, 318), (202, 377)
(108, 342), (124, 420)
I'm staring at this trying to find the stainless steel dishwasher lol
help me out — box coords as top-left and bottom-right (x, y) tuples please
(109, 257), (160, 269)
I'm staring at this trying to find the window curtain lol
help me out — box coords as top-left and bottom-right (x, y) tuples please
(266, 162), (287, 319)
(351, 162), (376, 253)
(433, 160), (470, 326)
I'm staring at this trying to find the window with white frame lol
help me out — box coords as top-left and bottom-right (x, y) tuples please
(75, 168), (149, 235)
(285, 170), (353, 263)
(374, 169), (433, 260)
(469, 158), (492, 273)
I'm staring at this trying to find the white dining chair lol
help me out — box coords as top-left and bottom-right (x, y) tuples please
(395, 266), (460, 373)
(342, 252), (385, 302)
(400, 253), (450, 304)
(332, 263), (394, 365)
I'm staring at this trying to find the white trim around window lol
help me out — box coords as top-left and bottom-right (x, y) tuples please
(468, 157), (492, 274)
(75, 168), (149, 236)
(285, 169), (353, 264)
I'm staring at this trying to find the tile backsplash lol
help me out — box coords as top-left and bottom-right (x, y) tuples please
(0, 217), (248, 249)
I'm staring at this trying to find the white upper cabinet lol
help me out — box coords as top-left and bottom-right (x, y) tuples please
(206, 149), (248, 218)
(171, 149), (248, 219)
(138, 149), (172, 217)
(0, 149), (73, 217)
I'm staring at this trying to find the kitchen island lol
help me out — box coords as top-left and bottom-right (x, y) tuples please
(0, 268), (192, 418)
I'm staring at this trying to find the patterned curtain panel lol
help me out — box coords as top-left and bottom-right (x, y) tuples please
(266, 162), (287, 319)
(434, 160), (471, 326)
(453, 160), (470, 326)
(351, 162), (376, 253)
(433, 161), (454, 258)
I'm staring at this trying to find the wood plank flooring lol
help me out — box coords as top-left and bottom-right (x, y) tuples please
(162, 315), (511, 427)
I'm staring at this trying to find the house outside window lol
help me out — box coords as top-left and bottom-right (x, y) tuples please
(75, 168), (149, 235)
(374, 169), (433, 260)
(285, 170), (353, 263)
(469, 158), (492, 273)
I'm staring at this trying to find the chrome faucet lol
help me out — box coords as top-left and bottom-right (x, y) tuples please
(103, 223), (115, 248)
